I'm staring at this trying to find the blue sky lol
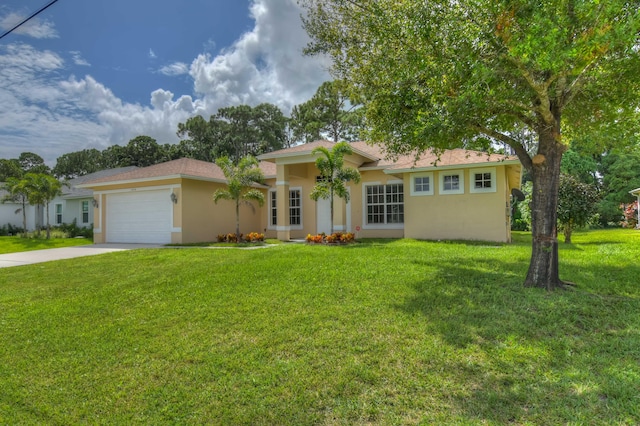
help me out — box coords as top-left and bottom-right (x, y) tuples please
(0, 0), (330, 164)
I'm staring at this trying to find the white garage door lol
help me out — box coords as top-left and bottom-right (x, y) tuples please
(106, 190), (172, 244)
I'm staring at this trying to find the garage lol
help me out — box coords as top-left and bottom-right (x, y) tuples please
(105, 189), (172, 244)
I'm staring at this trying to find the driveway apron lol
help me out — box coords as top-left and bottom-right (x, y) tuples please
(0, 244), (161, 268)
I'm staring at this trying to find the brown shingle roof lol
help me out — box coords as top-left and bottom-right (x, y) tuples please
(258, 140), (380, 162)
(80, 158), (276, 187)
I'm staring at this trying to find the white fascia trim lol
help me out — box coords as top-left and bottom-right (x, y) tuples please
(385, 159), (521, 174)
(276, 180), (290, 186)
(95, 184), (180, 195)
(76, 174), (231, 189)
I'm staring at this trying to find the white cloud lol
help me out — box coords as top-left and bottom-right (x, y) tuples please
(70, 51), (90, 67)
(0, 0), (329, 165)
(0, 12), (58, 39)
(189, 0), (330, 113)
(158, 62), (189, 76)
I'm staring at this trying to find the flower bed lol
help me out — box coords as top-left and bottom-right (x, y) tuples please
(217, 232), (265, 243)
(305, 232), (356, 244)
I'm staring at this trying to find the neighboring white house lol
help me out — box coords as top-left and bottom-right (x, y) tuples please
(48, 167), (138, 228)
(0, 189), (43, 232)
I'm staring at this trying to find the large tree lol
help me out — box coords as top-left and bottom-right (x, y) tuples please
(177, 104), (288, 163)
(301, 0), (640, 290)
(53, 149), (103, 179)
(290, 80), (365, 143)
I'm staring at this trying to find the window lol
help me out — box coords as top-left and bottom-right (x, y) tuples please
(443, 175), (459, 191)
(365, 183), (404, 225)
(81, 200), (89, 223)
(289, 189), (301, 226)
(55, 203), (63, 224)
(410, 172), (434, 196)
(268, 188), (303, 228)
(270, 191), (277, 227)
(469, 168), (497, 193)
(439, 170), (465, 195)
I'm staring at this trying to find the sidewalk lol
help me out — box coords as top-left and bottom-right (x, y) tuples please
(0, 244), (161, 268)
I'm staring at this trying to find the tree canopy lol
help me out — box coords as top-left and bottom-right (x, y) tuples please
(301, 0), (640, 290)
(290, 80), (365, 143)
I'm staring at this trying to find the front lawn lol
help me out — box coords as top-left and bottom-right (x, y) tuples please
(0, 236), (93, 254)
(0, 229), (639, 424)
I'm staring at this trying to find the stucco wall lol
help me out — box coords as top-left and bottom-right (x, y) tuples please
(181, 179), (266, 243)
(403, 166), (511, 242)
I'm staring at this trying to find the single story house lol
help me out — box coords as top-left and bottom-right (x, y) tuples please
(79, 141), (522, 244)
(48, 167), (138, 229)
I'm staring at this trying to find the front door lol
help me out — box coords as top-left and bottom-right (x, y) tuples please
(317, 197), (331, 234)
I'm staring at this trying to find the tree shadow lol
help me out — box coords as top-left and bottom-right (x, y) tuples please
(395, 257), (640, 423)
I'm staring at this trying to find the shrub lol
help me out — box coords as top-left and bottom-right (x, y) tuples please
(246, 232), (265, 242)
(305, 232), (356, 244)
(0, 223), (24, 236)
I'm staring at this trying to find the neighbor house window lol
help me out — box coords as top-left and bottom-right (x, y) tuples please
(410, 172), (434, 196)
(81, 200), (89, 223)
(365, 183), (404, 225)
(469, 167), (497, 193)
(269, 188), (303, 228)
(55, 203), (63, 224)
(439, 170), (465, 195)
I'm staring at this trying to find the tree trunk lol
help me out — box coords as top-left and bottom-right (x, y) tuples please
(524, 122), (566, 290)
(563, 220), (573, 244)
(46, 201), (51, 240)
(235, 201), (240, 240)
(21, 198), (27, 238)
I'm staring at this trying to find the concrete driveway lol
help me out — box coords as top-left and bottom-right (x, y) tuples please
(0, 244), (162, 268)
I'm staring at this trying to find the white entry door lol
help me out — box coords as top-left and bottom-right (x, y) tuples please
(316, 197), (332, 234)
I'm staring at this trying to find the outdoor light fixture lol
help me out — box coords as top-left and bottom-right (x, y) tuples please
(170, 192), (178, 204)
(92, 198), (99, 208)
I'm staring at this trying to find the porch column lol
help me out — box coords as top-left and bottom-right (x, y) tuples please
(276, 164), (290, 241)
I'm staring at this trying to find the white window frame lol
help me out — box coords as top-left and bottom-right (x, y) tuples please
(268, 187), (303, 230)
(362, 180), (404, 230)
(55, 203), (63, 225)
(81, 200), (90, 224)
(469, 167), (497, 194)
(410, 172), (434, 196)
(268, 189), (277, 230)
(288, 187), (303, 230)
(439, 170), (465, 195)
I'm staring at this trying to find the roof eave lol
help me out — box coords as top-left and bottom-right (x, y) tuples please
(385, 159), (521, 174)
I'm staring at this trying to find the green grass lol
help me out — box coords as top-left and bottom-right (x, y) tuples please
(0, 236), (92, 254)
(1, 229), (639, 424)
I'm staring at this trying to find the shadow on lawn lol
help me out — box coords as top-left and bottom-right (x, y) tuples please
(397, 257), (640, 423)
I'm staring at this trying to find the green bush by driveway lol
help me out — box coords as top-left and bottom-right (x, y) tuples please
(0, 230), (639, 424)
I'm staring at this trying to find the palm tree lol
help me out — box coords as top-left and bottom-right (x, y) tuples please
(25, 173), (62, 239)
(310, 141), (361, 235)
(213, 156), (265, 238)
(1, 177), (30, 237)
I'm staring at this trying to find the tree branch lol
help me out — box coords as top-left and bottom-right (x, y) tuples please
(472, 125), (533, 171)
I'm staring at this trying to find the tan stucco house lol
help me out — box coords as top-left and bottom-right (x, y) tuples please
(79, 140), (522, 244)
